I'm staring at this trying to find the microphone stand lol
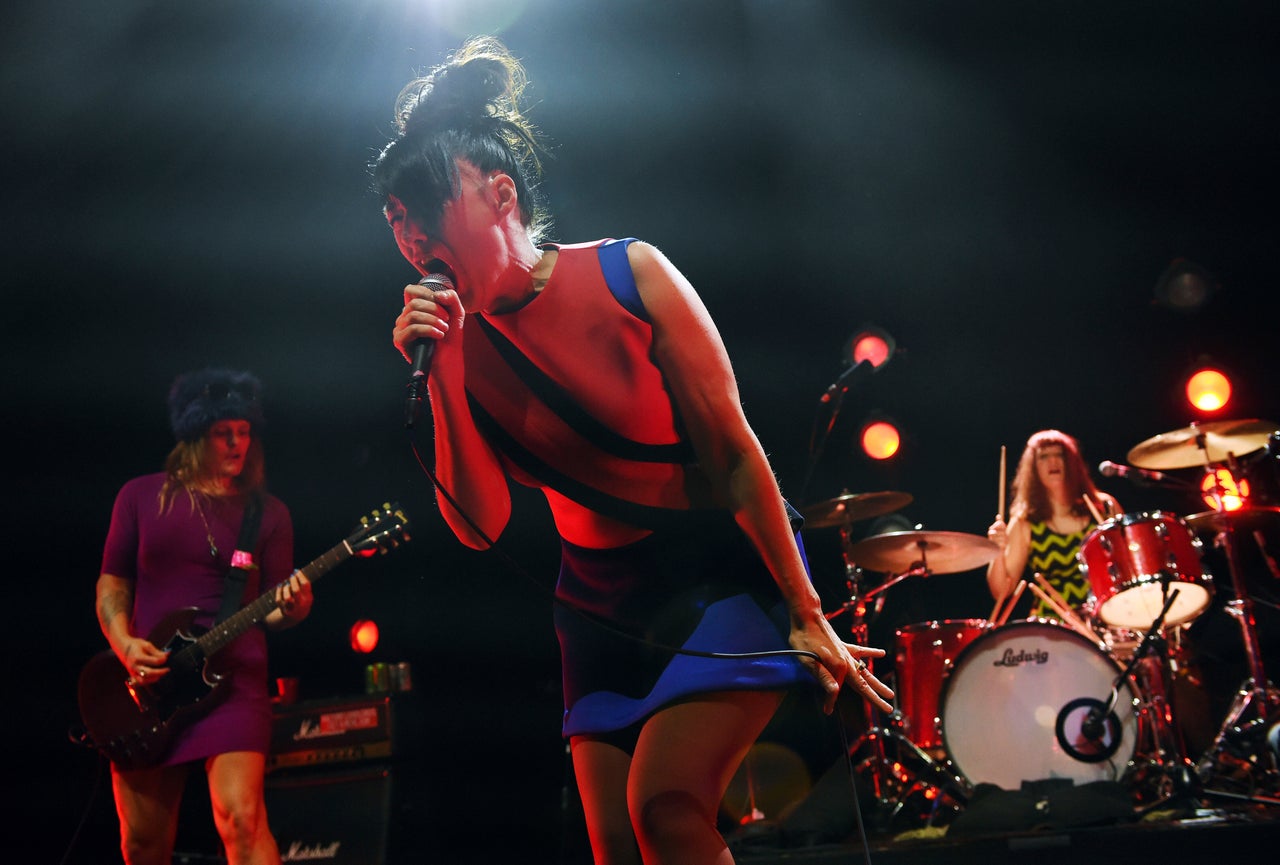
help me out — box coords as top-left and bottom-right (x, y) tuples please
(1082, 590), (1204, 806)
(797, 361), (875, 505)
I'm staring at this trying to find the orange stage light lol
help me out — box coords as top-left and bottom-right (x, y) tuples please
(1186, 368), (1232, 412)
(349, 619), (380, 654)
(860, 421), (901, 460)
(845, 325), (896, 370)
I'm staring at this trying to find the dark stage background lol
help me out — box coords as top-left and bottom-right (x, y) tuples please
(6, 1), (1278, 863)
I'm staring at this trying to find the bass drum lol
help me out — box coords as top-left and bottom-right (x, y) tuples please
(940, 619), (1139, 790)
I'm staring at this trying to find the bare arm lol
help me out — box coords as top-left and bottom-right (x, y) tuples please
(393, 283), (511, 548)
(986, 515), (1030, 602)
(631, 242), (891, 713)
(95, 572), (169, 678)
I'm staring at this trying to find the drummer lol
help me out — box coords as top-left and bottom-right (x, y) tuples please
(986, 430), (1120, 618)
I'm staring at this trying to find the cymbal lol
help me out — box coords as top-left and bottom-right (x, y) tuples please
(1128, 419), (1278, 470)
(1184, 507), (1280, 534)
(846, 530), (998, 575)
(799, 490), (912, 529)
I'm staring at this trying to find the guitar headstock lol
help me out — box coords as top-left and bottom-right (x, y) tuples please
(347, 502), (411, 557)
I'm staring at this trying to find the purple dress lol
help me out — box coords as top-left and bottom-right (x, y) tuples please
(100, 473), (293, 766)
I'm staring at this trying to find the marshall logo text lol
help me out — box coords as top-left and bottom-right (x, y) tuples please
(282, 841), (342, 861)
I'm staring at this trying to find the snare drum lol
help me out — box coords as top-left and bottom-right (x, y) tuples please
(893, 620), (991, 751)
(940, 619), (1139, 790)
(1078, 511), (1212, 630)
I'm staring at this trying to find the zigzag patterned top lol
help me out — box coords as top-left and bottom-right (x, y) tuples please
(1027, 520), (1097, 617)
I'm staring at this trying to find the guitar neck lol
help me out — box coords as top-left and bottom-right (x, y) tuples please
(196, 539), (353, 657)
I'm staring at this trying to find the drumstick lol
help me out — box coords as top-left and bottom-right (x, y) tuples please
(1082, 491), (1105, 525)
(997, 445), (1007, 521)
(1030, 572), (1085, 626)
(995, 579), (1027, 627)
(1027, 582), (1098, 643)
(1033, 570), (1077, 616)
(988, 591), (1005, 623)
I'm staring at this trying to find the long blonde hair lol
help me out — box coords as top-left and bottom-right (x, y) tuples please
(158, 433), (265, 513)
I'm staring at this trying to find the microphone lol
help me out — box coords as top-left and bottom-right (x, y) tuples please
(820, 359), (875, 404)
(1081, 707), (1106, 742)
(1098, 460), (1167, 483)
(404, 272), (455, 429)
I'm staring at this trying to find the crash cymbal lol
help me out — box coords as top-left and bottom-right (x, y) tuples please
(799, 490), (913, 529)
(846, 530), (998, 575)
(1184, 507), (1280, 534)
(1128, 419), (1278, 470)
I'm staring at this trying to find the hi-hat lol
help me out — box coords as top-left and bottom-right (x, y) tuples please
(846, 530), (998, 575)
(1127, 419), (1278, 470)
(799, 490), (912, 529)
(1184, 507), (1280, 535)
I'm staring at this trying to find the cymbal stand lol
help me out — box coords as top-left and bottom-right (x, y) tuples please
(833, 531), (968, 828)
(1194, 505), (1280, 804)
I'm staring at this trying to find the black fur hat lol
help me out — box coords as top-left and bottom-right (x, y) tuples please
(167, 368), (265, 442)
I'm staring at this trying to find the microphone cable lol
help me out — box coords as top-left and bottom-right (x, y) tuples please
(404, 406), (881, 862)
(406, 429), (821, 666)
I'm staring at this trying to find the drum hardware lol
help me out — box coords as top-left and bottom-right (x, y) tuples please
(940, 618), (1141, 792)
(1192, 507), (1280, 805)
(833, 528), (998, 827)
(798, 489), (913, 530)
(845, 530), (999, 577)
(1127, 419), (1278, 471)
(1081, 590), (1203, 807)
(823, 524), (975, 829)
(1078, 512), (1214, 631)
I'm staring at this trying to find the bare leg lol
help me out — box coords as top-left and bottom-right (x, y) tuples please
(111, 762), (188, 865)
(206, 751), (279, 865)
(628, 690), (784, 865)
(571, 735), (643, 865)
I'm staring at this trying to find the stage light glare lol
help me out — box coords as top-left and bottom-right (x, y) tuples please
(1201, 468), (1250, 512)
(860, 421), (901, 460)
(844, 325), (896, 370)
(1186, 368), (1231, 412)
(349, 619), (380, 654)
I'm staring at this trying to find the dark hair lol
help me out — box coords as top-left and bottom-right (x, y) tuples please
(1009, 429), (1103, 524)
(372, 37), (549, 241)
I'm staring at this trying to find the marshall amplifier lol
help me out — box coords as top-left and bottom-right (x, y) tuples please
(266, 692), (423, 772)
(265, 693), (431, 864)
(265, 763), (430, 865)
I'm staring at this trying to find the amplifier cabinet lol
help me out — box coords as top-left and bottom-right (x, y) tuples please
(265, 762), (430, 865)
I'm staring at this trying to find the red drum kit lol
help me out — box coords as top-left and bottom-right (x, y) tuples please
(800, 419), (1280, 826)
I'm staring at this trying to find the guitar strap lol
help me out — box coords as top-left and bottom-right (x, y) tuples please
(214, 492), (264, 625)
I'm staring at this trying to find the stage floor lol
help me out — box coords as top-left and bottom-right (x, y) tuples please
(725, 801), (1280, 865)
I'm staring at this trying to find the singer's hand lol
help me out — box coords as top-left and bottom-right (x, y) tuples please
(394, 283), (463, 363)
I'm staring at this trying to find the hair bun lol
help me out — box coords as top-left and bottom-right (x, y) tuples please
(396, 38), (525, 134)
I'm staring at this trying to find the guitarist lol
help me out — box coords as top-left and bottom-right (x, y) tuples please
(93, 368), (312, 865)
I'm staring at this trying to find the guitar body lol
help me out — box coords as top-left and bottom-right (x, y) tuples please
(77, 608), (229, 770)
(76, 502), (409, 771)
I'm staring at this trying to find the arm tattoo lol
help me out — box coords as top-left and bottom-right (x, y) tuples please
(98, 586), (133, 630)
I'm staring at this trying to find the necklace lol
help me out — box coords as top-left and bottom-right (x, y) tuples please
(191, 491), (220, 559)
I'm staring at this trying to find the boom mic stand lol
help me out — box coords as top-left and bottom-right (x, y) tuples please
(1078, 590), (1201, 806)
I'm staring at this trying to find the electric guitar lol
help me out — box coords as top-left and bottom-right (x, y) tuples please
(77, 502), (410, 770)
